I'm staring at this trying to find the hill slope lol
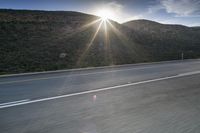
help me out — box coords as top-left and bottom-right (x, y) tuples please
(124, 20), (200, 60)
(0, 9), (200, 74)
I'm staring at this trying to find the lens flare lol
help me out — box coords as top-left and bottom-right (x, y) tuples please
(96, 9), (114, 21)
(77, 10), (137, 66)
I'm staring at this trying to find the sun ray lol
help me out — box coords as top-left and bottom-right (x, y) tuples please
(107, 20), (143, 60)
(77, 20), (104, 66)
(88, 20), (104, 49)
(64, 18), (101, 39)
(107, 20), (127, 40)
(103, 20), (114, 65)
(81, 18), (102, 29)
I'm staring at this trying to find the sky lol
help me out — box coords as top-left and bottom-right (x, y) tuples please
(0, 0), (200, 26)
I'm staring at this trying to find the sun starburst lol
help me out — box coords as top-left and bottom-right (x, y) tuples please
(77, 8), (134, 66)
(96, 9), (114, 21)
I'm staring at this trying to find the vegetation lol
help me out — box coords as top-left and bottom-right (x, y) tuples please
(0, 9), (200, 74)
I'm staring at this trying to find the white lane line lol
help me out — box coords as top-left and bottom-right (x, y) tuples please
(0, 99), (30, 106)
(177, 70), (200, 76)
(0, 66), (156, 85)
(1, 70), (200, 109)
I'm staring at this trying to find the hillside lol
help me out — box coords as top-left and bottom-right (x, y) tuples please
(124, 20), (200, 60)
(0, 9), (200, 74)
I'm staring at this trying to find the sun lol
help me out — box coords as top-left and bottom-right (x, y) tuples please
(96, 9), (114, 21)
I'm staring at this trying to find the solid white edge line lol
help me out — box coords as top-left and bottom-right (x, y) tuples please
(0, 99), (30, 106)
(177, 70), (200, 76)
(1, 71), (200, 109)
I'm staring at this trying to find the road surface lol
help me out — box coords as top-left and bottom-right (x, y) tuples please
(1, 60), (200, 133)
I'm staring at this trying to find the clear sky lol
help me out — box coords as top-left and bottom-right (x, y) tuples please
(0, 0), (200, 26)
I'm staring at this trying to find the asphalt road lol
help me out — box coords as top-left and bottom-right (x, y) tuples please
(1, 60), (200, 133)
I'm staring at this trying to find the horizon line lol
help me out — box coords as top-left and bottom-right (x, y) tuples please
(0, 8), (199, 27)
